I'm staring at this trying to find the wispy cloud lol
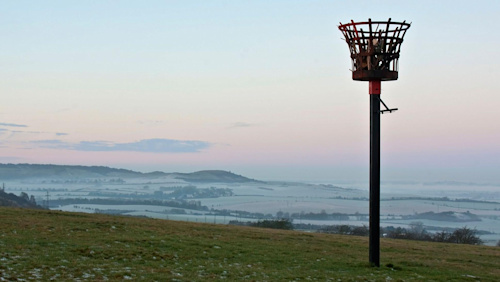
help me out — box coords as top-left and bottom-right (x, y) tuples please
(229, 122), (257, 129)
(0, 123), (28, 128)
(29, 138), (211, 153)
(12, 130), (43, 134)
(6, 130), (68, 137)
(137, 120), (164, 126)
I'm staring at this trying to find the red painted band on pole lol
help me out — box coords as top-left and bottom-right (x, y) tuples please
(369, 80), (381, 95)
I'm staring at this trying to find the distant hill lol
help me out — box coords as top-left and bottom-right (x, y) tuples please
(172, 170), (258, 183)
(0, 163), (142, 179)
(0, 163), (259, 183)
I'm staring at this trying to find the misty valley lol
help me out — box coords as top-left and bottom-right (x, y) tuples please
(2, 164), (500, 246)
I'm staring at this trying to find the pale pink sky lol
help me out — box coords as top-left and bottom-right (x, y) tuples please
(1, 1), (499, 182)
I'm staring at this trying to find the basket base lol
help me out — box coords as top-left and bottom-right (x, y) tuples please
(352, 70), (398, 81)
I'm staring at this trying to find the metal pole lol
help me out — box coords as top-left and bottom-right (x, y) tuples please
(369, 81), (381, 267)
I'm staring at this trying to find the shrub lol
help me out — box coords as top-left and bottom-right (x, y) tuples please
(449, 226), (483, 245)
(432, 231), (452, 243)
(250, 218), (293, 230)
(351, 225), (369, 236)
(433, 227), (483, 245)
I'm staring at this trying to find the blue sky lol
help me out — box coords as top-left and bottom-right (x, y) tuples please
(1, 1), (500, 182)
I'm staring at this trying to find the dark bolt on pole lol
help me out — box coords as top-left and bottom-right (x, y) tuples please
(369, 81), (381, 267)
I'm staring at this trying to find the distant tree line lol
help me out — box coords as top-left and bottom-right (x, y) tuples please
(229, 218), (294, 230)
(383, 196), (498, 204)
(228, 219), (484, 245)
(210, 208), (364, 222)
(164, 186), (233, 199)
(251, 219), (294, 230)
(319, 222), (483, 245)
(403, 211), (481, 222)
(50, 198), (208, 211)
(318, 224), (369, 236)
(88, 186), (233, 200)
(277, 210), (363, 221)
(42, 178), (126, 184)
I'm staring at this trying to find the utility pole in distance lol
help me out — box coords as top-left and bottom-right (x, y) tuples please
(45, 190), (50, 209)
(338, 18), (411, 267)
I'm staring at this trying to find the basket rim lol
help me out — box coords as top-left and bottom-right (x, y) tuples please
(338, 19), (411, 30)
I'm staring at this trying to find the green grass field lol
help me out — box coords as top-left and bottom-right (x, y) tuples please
(1, 207), (499, 281)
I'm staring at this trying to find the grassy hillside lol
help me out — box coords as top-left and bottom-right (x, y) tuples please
(1, 207), (499, 281)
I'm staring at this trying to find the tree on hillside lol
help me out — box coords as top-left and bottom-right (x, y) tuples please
(432, 231), (451, 243)
(251, 219), (293, 230)
(20, 192), (29, 201)
(385, 227), (407, 239)
(408, 221), (430, 240)
(351, 225), (369, 236)
(0, 190), (42, 209)
(449, 226), (483, 245)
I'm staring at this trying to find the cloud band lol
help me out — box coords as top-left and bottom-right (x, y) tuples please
(30, 138), (211, 153)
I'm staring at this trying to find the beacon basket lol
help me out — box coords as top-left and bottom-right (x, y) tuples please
(338, 18), (411, 81)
